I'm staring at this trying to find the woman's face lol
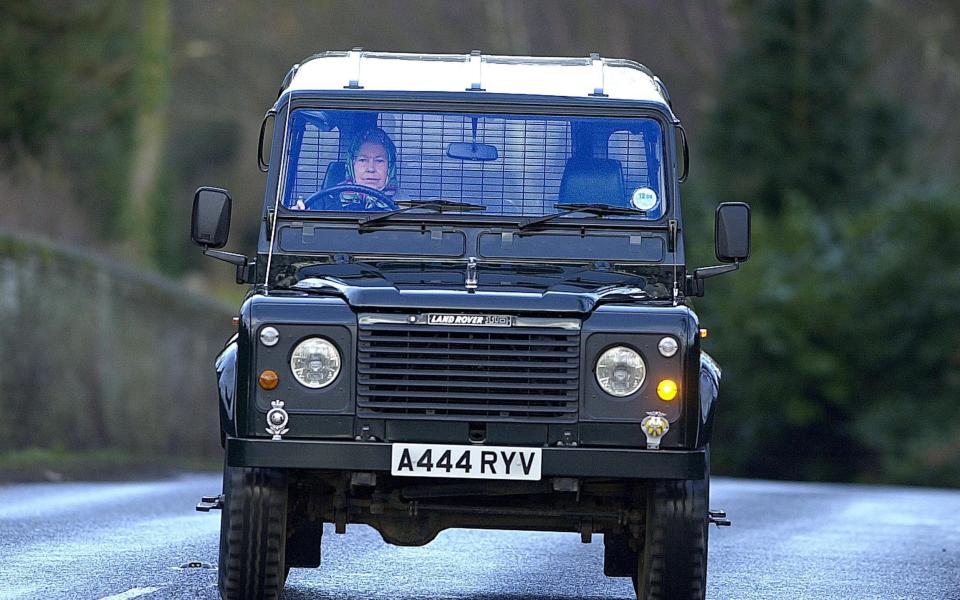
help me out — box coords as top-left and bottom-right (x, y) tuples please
(353, 141), (389, 190)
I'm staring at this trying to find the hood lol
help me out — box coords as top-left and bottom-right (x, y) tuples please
(271, 260), (674, 313)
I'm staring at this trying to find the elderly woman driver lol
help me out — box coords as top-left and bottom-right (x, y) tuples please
(295, 127), (400, 210)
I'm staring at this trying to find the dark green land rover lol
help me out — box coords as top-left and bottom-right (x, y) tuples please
(192, 50), (750, 600)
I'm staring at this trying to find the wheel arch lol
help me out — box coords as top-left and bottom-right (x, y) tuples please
(695, 351), (721, 447)
(216, 333), (240, 444)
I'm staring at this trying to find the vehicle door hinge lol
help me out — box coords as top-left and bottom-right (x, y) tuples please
(265, 208), (276, 242)
(667, 219), (678, 253)
(236, 259), (256, 285)
(685, 274), (705, 297)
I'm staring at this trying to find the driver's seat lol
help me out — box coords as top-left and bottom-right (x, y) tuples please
(322, 160), (347, 189)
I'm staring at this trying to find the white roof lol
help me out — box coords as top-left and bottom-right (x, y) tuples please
(284, 50), (672, 108)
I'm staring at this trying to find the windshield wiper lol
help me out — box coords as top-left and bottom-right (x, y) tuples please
(358, 200), (486, 230)
(518, 203), (646, 231)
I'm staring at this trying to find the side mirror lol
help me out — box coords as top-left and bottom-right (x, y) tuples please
(191, 187), (232, 248)
(687, 202), (752, 296)
(716, 202), (751, 263)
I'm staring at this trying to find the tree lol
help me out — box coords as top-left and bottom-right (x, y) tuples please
(706, 0), (903, 216)
(123, 0), (171, 264)
(697, 0), (955, 484)
(0, 2), (139, 238)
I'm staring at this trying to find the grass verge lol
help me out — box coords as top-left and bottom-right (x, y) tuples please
(0, 447), (221, 482)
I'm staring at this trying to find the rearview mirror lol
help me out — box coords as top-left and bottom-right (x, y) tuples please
(447, 142), (498, 161)
(191, 187), (232, 249)
(716, 202), (751, 263)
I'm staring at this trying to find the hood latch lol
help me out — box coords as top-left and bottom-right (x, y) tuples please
(465, 257), (478, 291)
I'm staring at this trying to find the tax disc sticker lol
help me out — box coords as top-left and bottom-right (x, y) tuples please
(631, 187), (658, 210)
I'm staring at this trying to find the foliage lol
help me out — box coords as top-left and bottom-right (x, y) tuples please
(700, 0), (960, 485)
(841, 192), (960, 485)
(703, 192), (960, 485)
(0, 2), (138, 237)
(706, 0), (905, 214)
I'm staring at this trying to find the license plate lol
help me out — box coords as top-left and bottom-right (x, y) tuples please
(390, 443), (542, 481)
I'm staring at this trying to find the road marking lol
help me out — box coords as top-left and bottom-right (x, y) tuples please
(98, 587), (161, 600)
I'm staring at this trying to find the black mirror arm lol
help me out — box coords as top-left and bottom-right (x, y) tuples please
(694, 262), (739, 280)
(685, 262), (740, 297)
(203, 247), (247, 267)
(203, 247), (255, 284)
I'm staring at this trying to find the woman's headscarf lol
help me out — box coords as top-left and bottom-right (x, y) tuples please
(341, 127), (399, 207)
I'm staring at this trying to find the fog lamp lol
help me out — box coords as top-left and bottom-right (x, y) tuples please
(259, 369), (279, 390)
(656, 379), (678, 401)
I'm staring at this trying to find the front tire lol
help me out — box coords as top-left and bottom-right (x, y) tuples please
(218, 467), (289, 600)
(633, 477), (709, 600)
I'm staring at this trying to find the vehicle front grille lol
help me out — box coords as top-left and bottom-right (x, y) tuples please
(357, 317), (580, 422)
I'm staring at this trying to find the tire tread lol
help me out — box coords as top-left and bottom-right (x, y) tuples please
(218, 467), (288, 600)
(634, 478), (709, 600)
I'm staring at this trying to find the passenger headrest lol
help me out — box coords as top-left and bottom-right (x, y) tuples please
(558, 157), (625, 206)
(322, 160), (347, 189)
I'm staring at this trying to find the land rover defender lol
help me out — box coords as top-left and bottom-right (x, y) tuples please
(192, 50), (750, 600)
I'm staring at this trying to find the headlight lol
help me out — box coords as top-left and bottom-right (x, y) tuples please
(290, 337), (341, 389)
(596, 346), (646, 397)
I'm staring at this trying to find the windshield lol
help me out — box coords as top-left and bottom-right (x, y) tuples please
(279, 108), (667, 219)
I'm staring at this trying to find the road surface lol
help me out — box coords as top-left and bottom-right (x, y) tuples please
(1, 474), (958, 599)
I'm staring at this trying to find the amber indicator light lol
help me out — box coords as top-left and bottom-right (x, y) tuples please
(657, 379), (678, 401)
(259, 370), (279, 390)
(699, 328), (708, 339)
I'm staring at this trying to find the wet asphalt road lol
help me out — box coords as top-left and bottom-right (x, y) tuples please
(1, 474), (958, 600)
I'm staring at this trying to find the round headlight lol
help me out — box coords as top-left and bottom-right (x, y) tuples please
(290, 337), (341, 389)
(596, 346), (646, 397)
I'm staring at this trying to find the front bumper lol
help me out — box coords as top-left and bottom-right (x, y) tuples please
(226, 437), (705, 480)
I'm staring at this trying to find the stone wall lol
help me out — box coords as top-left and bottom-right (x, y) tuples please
(0, 232), (233, 460)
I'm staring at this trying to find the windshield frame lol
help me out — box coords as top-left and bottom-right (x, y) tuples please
(264, 91), (679, 231)
(258, 91), (683, 290)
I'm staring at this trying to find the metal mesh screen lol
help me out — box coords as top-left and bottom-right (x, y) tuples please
(379, 113), (570, 215)
(283, 109), (664, 217)
(608, 131), (651, 190)
(290, 125), (342, 202)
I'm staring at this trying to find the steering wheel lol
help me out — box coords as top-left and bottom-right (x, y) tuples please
(301, 184), (399, 211)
